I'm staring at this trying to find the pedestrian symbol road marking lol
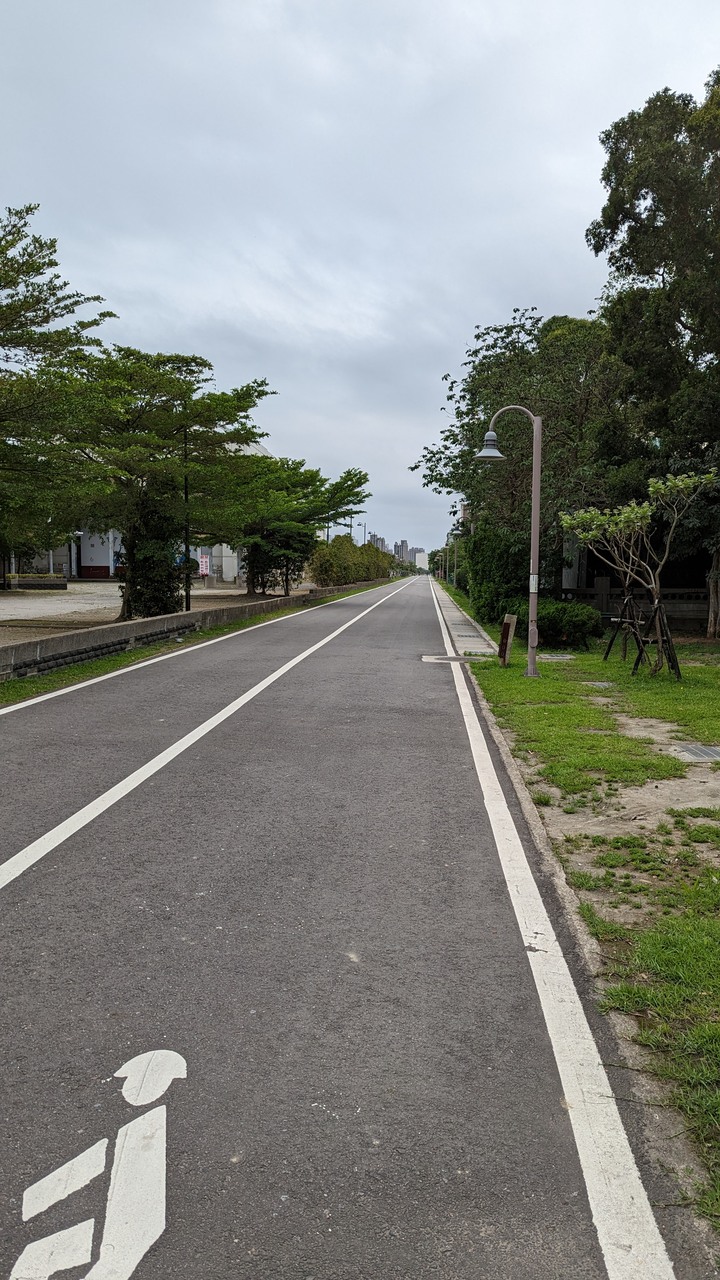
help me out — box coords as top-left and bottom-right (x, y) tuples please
(9, 1049), (186, 1280)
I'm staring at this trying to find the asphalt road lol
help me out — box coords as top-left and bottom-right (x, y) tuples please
(0, 580), (708, 1278)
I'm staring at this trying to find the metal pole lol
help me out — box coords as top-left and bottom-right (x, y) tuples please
(526, 415), (542, 678)
(184, 421), (191, 612)
(453, 538), (457, 586)
(484, 405), (542, 678)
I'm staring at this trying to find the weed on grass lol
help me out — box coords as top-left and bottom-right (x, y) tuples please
(602, 913), (720, 1225)
(468, 656), (686, 798)
(563, 812), (720, 1225)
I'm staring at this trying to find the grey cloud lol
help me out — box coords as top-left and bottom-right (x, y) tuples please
(3, 0), (720, 548)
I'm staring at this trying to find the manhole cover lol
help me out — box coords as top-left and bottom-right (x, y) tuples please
(673, 743), (720, 762)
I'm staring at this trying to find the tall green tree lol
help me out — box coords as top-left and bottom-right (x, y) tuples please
(587, 68), (720, 631)
(210, 457), (370, 595)
(66, 347), (271, 617)
(0, 204), (114, 567)
(413, 309), (632, 618)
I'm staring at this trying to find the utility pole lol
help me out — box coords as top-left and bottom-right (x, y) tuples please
(183, 420), (191, 611)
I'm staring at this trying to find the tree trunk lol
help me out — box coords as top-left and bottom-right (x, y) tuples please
(707, 549), (720, 639)
(651, 597), (664, 674)
(244, 548), (258, 596)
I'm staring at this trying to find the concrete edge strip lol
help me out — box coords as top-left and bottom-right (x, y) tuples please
(0, 579), (417, 891)
(0, 582), (395, 719)
(429, 579), (675, 1280)
(435, 584), (499, 652)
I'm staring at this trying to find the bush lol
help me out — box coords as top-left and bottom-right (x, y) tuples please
(308, 534), (394, 586)
(501, 597), (604, 649)
(455, 564), (469, 594)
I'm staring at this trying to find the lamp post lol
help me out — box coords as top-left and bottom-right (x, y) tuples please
(477, 405), (542, 678)
(183, 421), (191, 612)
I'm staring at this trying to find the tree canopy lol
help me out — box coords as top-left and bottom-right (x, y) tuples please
(0, 205), (374, 614)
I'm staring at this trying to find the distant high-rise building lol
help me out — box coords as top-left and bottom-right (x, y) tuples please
(408, 546), (425, 565)
(368, 531), (387, 553)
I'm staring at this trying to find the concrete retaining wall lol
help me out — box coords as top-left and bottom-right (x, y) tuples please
(0, 580), (391, 680)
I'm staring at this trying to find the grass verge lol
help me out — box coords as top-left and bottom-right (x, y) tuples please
(444, 584), (720, 1224)
(468, 652), (688, 798)
(0, 583), (385, 707)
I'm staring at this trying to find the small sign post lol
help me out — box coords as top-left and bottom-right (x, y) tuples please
(498, 613), (517, 668)
(199, 554), (210, 578)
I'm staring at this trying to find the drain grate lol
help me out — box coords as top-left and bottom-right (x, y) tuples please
(674, 743), (720, 762)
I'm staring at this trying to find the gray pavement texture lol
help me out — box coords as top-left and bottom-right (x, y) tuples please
(0, 580), (710, 1278)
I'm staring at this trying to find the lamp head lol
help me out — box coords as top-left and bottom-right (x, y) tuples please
(477, 429), (505, 461)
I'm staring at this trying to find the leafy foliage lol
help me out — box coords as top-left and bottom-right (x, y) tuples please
(413, 309), (633, 610)
(501, 598), (604, 649)
(561, 473), (717, 600)
(309, 535), (394, 586)
(588, 71), (720, 632)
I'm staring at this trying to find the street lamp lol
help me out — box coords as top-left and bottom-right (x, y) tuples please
(478, 405), (542, 678)
(183, 421), (191, 612)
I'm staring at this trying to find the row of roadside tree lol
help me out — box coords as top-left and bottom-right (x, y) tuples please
(417, 67), (720, 642)
(0, 205), (376, 616)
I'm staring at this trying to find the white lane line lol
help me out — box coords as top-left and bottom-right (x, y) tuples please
(0, 579), (417, 892)
(429, 580), (675, 1280)
(0, 583), (395, 718)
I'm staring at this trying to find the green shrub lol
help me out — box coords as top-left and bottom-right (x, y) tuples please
(499, 597), (604, 649)
(309, 534), (394, 586)
(454, 564), (469, 594)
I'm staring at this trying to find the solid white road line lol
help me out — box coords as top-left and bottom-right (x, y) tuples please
(429, 580), (675, 1280)
(0, 580), (417, 892)
(0, 583), (396, 719)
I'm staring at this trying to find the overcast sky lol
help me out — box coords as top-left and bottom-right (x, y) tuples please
(4, 1), (720, 550)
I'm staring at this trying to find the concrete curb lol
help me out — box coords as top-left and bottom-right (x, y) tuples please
(0, 579), (391, 680)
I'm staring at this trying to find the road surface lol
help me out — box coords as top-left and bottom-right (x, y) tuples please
(0, 579), (709, 1278)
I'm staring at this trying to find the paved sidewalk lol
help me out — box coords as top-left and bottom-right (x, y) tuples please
(432, 585), (497, 655)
